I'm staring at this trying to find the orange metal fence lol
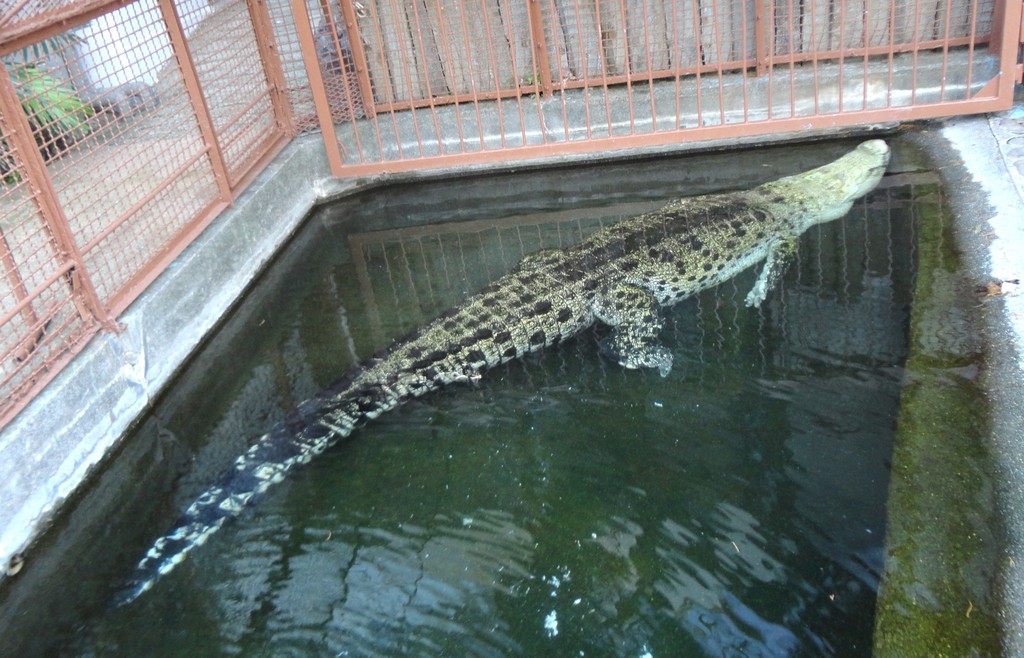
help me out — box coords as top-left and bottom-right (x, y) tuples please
(293, 0), (1021, 177)
(0, 0), (291, 427)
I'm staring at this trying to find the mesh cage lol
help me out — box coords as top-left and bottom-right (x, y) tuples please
(265, 0), (318, 132)
(178, 0), (283, 182)
(0, 97), (97, 420)
(306, 0), (365, 123)
(297, 0), (1011, 173)
(0, 1), (109, 43)
(16, 2), (221, 306)
(0, 0), (289, 427)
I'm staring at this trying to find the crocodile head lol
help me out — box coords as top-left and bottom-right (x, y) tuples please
(762, 139), (891, 231)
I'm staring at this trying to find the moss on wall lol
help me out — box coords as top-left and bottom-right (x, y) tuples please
(873, 191), (1003, 656)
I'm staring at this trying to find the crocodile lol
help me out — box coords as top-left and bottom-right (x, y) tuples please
(119, 139), (890, 604)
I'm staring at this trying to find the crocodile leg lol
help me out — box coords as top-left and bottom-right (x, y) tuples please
(744, 237), (798, 307)
(593, 283), (674, 377)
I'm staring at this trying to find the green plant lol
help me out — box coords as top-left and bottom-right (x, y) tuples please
(13, 65), (94, 143)
(1, 32), (94, 182)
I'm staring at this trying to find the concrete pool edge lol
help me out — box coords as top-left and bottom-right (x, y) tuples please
(872, 142), (1001, 656)
(871, 113), (1024, 656)
(938, 114), (1024, 656)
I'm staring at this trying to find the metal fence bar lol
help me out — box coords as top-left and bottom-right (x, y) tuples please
(741, 2), (755, 117)
(477, 0), (508, 148)
(499, 0), (531, 144)
(910, 0), (924, 104)
(992, 0), (1021, 92)
(526, 0), (553, 97)
(455, 0), (487, 149)
(0, 0), (298, 427)
(965, 0), (980, 92)
(617, 0), (635, 134)
(311, 0), (368, 158)
(547, 0), (571, 142)
(365, 0), (420, 158)
(248, 0), (297, 134)
(692, 0), (705, 125)
(402, 0), (442, 157)
(291, 0), (344, 175)
(0, 227), (42, 338)
(989, 0), (1009, 55)
(755, 0), (769, 76)
(407, 0), (447, 157)
(0, 68), (111, 330)
(711, 0), (727, 125)
(337, 0), (375, 117)
(158, 0), (232, 202)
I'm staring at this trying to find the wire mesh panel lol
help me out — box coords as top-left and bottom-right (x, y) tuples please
(0, 2), (110, 43)
(178, 0), (285, 184)
(17, 3), (222, 306)
(308, 0), (366, 121)
(0, 97), (98, 426)
(0, 0), (291, 427)
(295, 0), (1018, 176)
(264, 0), (321, 131)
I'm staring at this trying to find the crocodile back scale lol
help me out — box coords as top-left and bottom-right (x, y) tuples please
(118, 139), (889, 604)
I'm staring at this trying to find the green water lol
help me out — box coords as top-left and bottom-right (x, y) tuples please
(3, 142), (961, 656)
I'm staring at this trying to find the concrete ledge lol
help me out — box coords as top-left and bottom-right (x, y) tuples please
(940, 114), (1024, 656)
(0, 134), (357, 581)
(872, 109), (1024, 657)
(872, 156), (999, 656)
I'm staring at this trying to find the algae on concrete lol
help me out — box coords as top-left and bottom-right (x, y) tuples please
(873, 188), (1003, 656)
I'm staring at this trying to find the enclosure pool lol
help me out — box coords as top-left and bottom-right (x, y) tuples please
(0, 138), (1000, 656)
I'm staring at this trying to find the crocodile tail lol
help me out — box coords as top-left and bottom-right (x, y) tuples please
(114, 379), (391, 606)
